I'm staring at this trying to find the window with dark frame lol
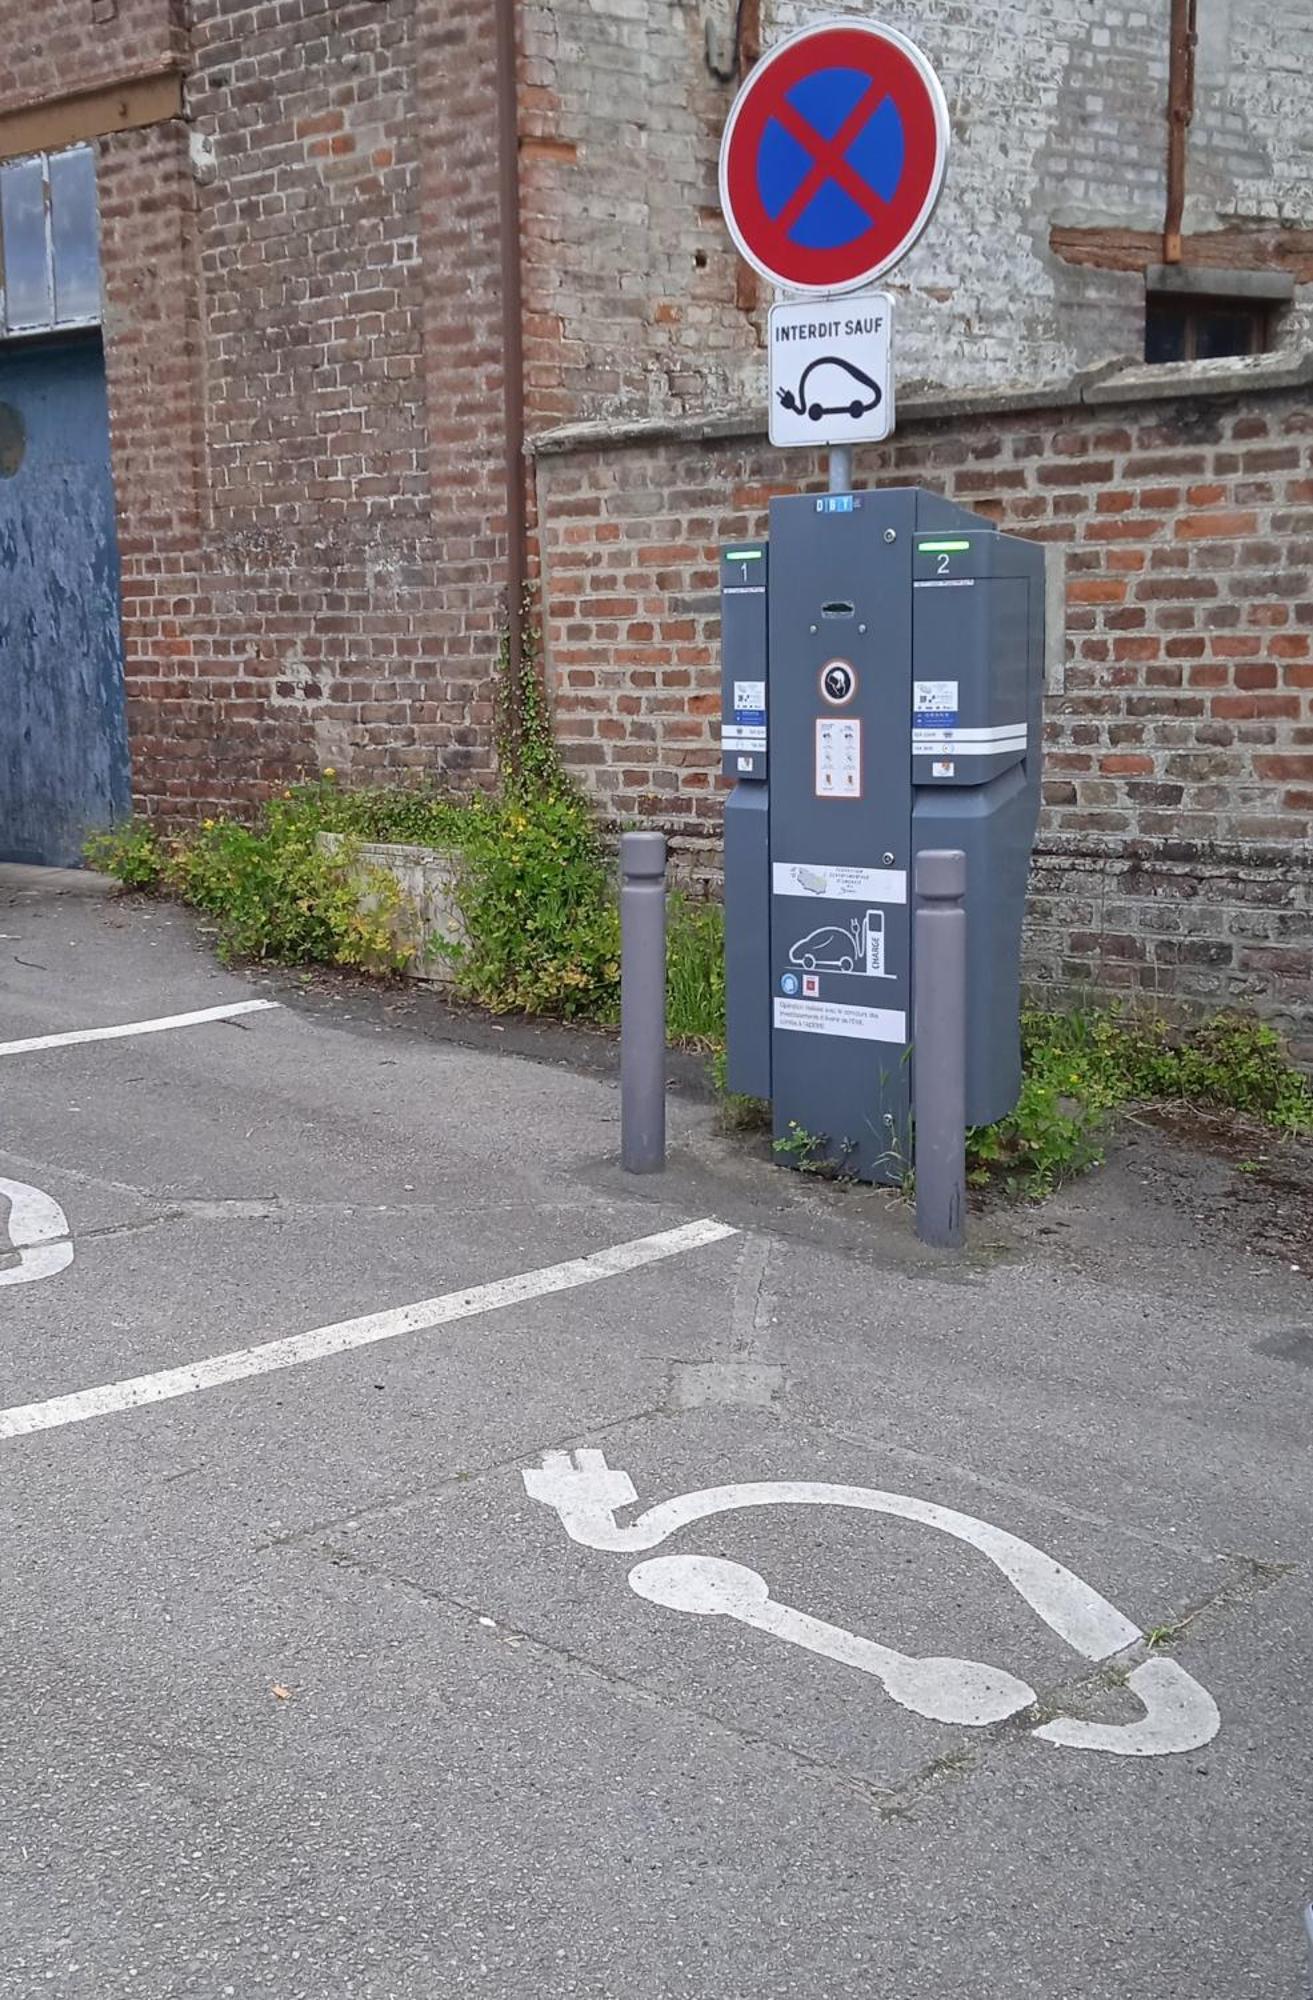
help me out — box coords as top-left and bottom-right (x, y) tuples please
(1144, 293), (1272, 366)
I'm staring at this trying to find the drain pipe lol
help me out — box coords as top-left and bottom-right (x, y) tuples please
(494, 0), (528, 767)
(1164, 0), (1197, 265)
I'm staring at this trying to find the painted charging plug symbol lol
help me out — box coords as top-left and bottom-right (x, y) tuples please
(0, 1177), (73, 1288)
(523, 1449), (1221, 1757)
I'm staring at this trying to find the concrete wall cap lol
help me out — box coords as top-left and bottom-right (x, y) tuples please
(530, 348), (1313, 457)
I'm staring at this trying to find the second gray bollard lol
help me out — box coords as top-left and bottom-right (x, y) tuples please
(620, 830), (668, 1174)
(913, 849), (967, 1248)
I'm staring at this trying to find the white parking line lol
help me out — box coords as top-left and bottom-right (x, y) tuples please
(0, 998), (279, 1058)
(0, 1216), (737, 1441)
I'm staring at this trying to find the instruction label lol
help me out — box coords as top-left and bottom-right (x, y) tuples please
(914, 678), (958, 727)
(733, 679), (766, 718)
(773, 997), (906, 1043)
(815, 717), (861, 799)
(773, 862), (906, 905)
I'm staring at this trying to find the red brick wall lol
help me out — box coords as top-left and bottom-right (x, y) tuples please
(112, 0), (505, 814)
(535, 383), (1313, 1055)
(0, 0), (183, 111)
(6, 0), (509, 819)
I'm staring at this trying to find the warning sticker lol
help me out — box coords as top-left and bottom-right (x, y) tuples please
(815, 718), (861, 799)
(773, 998), (906, 1044)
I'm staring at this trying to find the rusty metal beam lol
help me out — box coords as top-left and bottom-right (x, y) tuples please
(493, 0), (528, 772)
(1164, 0), (1197, 265)
(0, 66), (185, 164)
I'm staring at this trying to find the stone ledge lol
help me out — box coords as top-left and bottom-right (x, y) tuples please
(316, 834), (467, 985)
(1033, 834), (1312, 879)
(530, 348), (1313, 459)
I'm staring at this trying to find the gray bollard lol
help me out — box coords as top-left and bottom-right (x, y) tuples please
(620, 831), (667, 1174)
(913, 849), (967, 1248)
(1304, 1902), (1313, 1995)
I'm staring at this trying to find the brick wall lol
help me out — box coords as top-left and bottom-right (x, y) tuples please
(0, 0), (183, 111)
(535, 372), (1313, 1056)
(518, 0), (1313, 427)
(4, 0), (509, 819)
(113, 0), (506, 815)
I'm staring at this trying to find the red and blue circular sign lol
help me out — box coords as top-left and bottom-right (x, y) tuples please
(719, 19), (950, 296)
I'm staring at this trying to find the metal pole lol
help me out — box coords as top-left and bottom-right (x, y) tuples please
(828, 445), (852, 494)
(494, 0), (528, 766)
(913, 849), (967, 1248)
(620, 831), (667, 1174)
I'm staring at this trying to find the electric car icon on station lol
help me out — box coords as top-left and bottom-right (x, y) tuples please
(789, 910), (885, 977)
(776, 355), (883, 424)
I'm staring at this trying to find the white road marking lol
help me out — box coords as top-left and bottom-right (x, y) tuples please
(0, 998), (279, 1058)
(0, 1178), (73, 1288)
(0, 1217), (736, 1440)
(1033, 1657), (1221, 1758)
(629, 1553), (1037, 1726)
(524, 1451), (1221, 1757)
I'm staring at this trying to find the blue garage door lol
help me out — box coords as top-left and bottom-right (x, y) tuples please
(0, 336), (129, 866)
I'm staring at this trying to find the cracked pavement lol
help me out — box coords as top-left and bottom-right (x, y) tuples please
(1, 868), (1311, 1998)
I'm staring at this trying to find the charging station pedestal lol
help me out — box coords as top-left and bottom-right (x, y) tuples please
(722, 487), (1045, 1185)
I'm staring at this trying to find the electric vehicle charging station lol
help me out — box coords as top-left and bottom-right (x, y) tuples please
(711, 19), (1049, 1205)
(720, 490), (1046, 1185)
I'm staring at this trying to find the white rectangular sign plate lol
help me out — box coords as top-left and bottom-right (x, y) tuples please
(773, 998), (907, 1043)
(768, 293), (894, 449)
(772, 862), (907, 905)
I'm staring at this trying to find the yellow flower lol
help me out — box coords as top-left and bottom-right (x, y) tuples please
(323, 767), (337, 780)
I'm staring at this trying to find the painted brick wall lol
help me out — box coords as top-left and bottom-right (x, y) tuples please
(520, 0), (1313, 428)
(535, 378), (1313, 1055)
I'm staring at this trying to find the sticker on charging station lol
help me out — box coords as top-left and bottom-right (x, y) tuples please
(734, 679), (766, 717)
(773, 997), (906, 1043)
(815, 718), (861, 798)
(773, 862), (906, 904)
(914, 678), (958, 727)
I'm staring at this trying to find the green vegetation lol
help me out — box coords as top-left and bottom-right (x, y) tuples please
(86, 607), (1311, 1196)
(968, 1004), (1313, 1196)
(86, 795), (412, 974)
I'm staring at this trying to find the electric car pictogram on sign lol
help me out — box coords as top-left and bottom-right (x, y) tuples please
(719, 19), (951, 296)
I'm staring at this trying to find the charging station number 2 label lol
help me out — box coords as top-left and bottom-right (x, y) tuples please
(816, 718), (861, 799)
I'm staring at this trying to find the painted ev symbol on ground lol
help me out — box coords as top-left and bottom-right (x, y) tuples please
(0, 1177), (73, 1288)
(523, 1451), (1221, 1757)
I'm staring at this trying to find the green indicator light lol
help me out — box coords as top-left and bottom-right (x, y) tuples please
(918, 539), (972, 553)
(725, 548), (762, 562)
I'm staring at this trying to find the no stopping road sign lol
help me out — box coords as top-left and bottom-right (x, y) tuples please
(719, 18), (950, 296)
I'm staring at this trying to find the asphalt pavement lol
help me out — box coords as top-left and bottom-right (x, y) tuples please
(0, 864), (1310, 1998)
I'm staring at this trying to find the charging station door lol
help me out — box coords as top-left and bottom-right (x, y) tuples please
(766, 490), (914, 1183)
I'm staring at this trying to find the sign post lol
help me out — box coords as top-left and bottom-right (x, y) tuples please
(719, 16), (950, 484)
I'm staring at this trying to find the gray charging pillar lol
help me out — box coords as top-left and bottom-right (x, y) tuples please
(720, 541), (771, 1101)
(720, 486), (1045, 1188)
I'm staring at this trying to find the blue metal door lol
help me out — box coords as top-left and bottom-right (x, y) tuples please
(0, 337), (130, 866)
